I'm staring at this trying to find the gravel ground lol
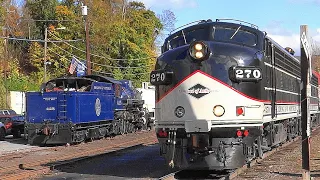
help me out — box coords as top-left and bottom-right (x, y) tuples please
(233, 128), (320, 180)
(0, 135), (48, 155)
(3, 129), (320, 180)
(0, 130), (158, 180)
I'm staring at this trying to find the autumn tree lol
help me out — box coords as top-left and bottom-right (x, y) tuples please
(0, 0), (176, 91)
(311, 38), (320, 72)
(155, 9), (177, 53)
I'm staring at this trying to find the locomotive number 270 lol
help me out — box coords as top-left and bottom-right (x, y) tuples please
(230, 66), (262, 82)
(235, 69), (261, 79)
(150, 69), (173, 85)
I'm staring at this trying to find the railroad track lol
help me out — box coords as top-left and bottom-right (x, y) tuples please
(160, 127), (320, 180)
(0, 130), (157, 180)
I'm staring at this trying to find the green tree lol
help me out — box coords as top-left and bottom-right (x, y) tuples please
(0, 0), (175, 93)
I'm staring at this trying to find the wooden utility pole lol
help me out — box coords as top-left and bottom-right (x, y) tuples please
(3, 27), (8, 108)
(44, 27), (48, 82)
(82, 1), (91, 75)
(300, 25), (312, 180)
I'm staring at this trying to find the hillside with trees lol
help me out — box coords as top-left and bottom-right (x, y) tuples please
(0, 0), (176, 108)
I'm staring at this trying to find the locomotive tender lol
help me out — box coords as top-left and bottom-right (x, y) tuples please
(25, 75), (150, 145)
(150, 19), (320, 170)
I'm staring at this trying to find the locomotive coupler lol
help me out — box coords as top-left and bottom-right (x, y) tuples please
(216, 141), (227, 166)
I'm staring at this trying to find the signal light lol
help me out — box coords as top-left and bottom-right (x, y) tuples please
(236, 130), (242, 137)
(243, 130), (249, 137)
(236, 106), (245, 116)
(158, 130), (168, 138)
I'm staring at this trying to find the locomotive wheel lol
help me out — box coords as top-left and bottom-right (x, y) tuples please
(119, 120), (125, 135)
(256, 136), (264, 158)
(127, 123), (133, 133)
(0, 128), (5, 141)
(13, 129), (22, 138)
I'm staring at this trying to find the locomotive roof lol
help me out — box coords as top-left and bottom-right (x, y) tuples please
(166, 20), (263, 43)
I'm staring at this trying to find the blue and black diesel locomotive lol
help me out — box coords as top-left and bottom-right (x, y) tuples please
(25, 75), (151, 145)
(150, 19), (320, 171)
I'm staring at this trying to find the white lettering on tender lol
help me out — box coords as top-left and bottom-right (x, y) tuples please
(93, 86), (112, 90)
(43, 97), (57, 101)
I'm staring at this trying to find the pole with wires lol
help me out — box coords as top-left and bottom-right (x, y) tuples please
(44, 26), (48, 82)
(3, 27), (8, 108)
(82, 2), (91, 75)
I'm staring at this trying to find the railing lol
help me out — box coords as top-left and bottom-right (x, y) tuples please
(215, 19), (259, 29)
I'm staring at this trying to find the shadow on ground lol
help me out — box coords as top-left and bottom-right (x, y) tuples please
(3, 134), (28, 145)
(42, 143), (171, 179)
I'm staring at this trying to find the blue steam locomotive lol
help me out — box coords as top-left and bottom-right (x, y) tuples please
(25, 75), (151, 145)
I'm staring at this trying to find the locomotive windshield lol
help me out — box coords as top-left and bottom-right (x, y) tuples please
(164, 24), (258, 52)
(212, 26), (257, 46)
(167, 28), (210, 49)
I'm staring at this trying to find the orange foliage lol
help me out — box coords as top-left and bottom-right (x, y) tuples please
(56, 5), (72, 16)
(48, 24), (55, 31)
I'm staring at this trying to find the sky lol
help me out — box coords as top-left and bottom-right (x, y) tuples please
(137, 0), (320, 56)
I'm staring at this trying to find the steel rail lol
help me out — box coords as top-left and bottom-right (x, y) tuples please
(0, 131), (155, 178)
(2, 137), (158, 180)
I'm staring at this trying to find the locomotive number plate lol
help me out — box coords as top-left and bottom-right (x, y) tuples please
(150, 69), (173, 85)
(229, 66), (262, 82)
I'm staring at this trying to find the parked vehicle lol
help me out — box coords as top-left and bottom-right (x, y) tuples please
(0, 115), (25, 138)
(0, 109), (17, 116)
(0, 122), (5, 140)
(10, 115), (25, 138)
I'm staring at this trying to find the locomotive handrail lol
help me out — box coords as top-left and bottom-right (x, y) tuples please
(169, 20), (206, 35)
(215, 19), (259, 29)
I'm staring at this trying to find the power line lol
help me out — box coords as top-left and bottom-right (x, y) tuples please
(48, 31), (157, 61)
(49, 40), (86, 60)
(18, 19), (79, 22)
(90, 61), (151, 69)
(47, 47), (150, 76)
(0, 36), (83, 42)
(48, 38), (152, 69)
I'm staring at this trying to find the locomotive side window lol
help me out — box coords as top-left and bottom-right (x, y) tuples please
(212, 26), (257, 47)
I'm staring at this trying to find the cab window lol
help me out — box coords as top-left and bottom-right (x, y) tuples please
(212, 26), (257, 47)
(167, 28), (209, 50)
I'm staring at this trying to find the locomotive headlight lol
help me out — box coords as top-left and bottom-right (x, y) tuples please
(213, 105), (225, 117)
(195, 52), (204, 59)
(189, 41), (210, 61)
(194, 43), (203, 51)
